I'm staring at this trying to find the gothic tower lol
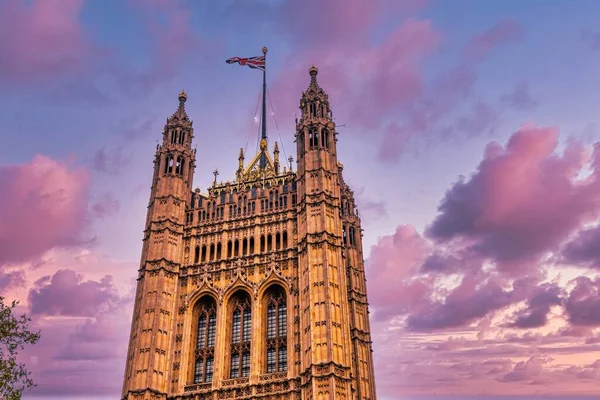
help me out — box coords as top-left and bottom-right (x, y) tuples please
(122, 68), (376, 400)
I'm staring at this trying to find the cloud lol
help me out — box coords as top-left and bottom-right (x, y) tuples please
(0, 155), (91, 266)
(564, 276), (600, 327)
(426, 124), (600, 274)
(0, 269), (26, 292)
(560, 224), (600, 269)
(506, 283), (564, 329)
(0, 0), (93, 85)
(92, 194), (120, 219)
(28, 269), (119, 316)
(501, 82), (538, 111)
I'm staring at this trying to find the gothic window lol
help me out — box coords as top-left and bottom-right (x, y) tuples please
(249, 237), (255, 255)
(251, 187), (257, 198)
(343, 226), (347, 245)
(227, 241), (232, 258)
(283, 196), (288, 208)
(267, 235), (272, 252)
(264, 286), (287, 373)
(242, 238), (248, 256)
(234, 240), (240, 257)
(322, 128), (330, 149)
(282, 231), (288, 249)
(229, 292), (252, 378)
(209, 244), (215, 261)
(291, 181), (297, 191)
(291, 194), (297, 206)
(194, 246), (200, 264)
(201, 245), (207, 263)
(193, 297), (217, 384)
(260, 235), (265, 253)
(180, 132), (186, 145)
(220, 191), (226, 204)
(309, 102), (317, 118)
(217, 243), (222, 260)
(171, 130), (176, 144)
(275, 233), (281, 250)
(191, 194), (196, 209)
(164, 154), (174, 174)
(175, 156), (184, 175)
(309, 128), (318, 148)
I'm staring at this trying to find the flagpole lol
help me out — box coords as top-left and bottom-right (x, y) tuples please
(260, 46), (268, 169)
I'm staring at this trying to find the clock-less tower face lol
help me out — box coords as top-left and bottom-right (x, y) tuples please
(121, 68), (377, 400)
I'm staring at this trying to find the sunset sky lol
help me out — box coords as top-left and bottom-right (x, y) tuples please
(2, 0), (600, 398)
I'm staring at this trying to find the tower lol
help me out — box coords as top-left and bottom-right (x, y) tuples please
(122, 68), (377, 400)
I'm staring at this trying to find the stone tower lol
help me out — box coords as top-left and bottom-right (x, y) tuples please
(122, 67), (377, 400)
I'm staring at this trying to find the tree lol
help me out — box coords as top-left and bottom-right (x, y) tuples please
(0, 296), (40, 400)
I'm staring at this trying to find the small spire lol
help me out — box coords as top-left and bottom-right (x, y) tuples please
(170, 90), (189, 121)
(238, 148), (245, 170)
(309, 65), (318, 85)
(178, 90), (187, 103)
(273, 142), (279, 154)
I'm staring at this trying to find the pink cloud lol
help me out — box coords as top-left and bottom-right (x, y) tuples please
(564, 276), (600, 326)
(28, 269), (119, 316)
(0, 0), (91, 84)
(426, 124), (600, 274)
(0, 155), (91, 266)
(463, 20), (524, 63)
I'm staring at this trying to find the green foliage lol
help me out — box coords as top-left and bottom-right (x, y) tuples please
(0, 296), (40, 400)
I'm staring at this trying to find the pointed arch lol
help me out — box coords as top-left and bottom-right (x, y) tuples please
(262, 284), (287, 373)
(194, 246), (200, 264)
(227, 290), (252, 378)
(192, 296), (217, 383)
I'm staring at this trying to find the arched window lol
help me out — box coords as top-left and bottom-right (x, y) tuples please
(234, 240), (240, 257)
(175, 156), (185, 175)
(194, 246), (200, 264)
(209, 244), (215, 261)
(322, 128), (330, 149)
(309, 102), (317, 118)
(309, 127), (318, 148)
(227, 241), (233, 258)
(275, 233), (281, 250)
(229, 292), (252, 378)
(267, 235), (272, 252)
(164, 154), (174, 174)
(201, 245), (207, 263)
(249, 237), (255, 255)
(282, 231), (288, 249)
(193, 297), (217, 383)
(242, 238), (248, 255)
(265, 286), (287, 373)
(260, 235), (265, 253)
(216, 243), (222, 260)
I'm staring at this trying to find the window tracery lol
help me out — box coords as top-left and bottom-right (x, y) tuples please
(264, 287), (287, 373)
(193, 297), (217, 384)
(229, 292), (252, 378)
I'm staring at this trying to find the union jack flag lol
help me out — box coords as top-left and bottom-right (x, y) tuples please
(225, 55), (266, 71)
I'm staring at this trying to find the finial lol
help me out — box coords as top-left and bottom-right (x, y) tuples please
(288, 155), (294, 171)
(213, 169), (219, 186)
(309, 65), (318, 77)
(239, 148), (244, 160)
(273, 142), (279, 153)
(178, 90), (187, 103)
(262, 46), (268, 55)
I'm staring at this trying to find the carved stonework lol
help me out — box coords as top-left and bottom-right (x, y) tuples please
(122, 69), (377, 400)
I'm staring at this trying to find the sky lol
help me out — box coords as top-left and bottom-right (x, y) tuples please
(2, 0), (600, 398)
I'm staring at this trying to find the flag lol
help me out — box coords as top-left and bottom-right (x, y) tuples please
(225, 55), (266, 71)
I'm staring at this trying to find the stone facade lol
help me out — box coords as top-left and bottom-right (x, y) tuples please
(122, 67), (377, 400)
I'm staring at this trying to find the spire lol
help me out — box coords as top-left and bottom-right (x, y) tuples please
(169, 90), (190, 122)
(299, 65), (332, 122)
